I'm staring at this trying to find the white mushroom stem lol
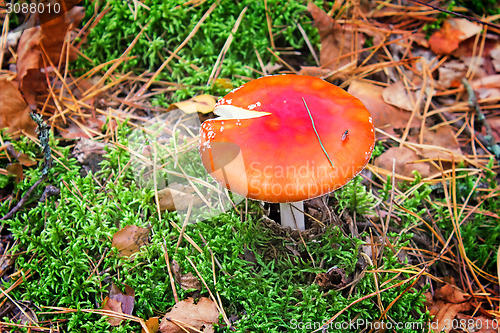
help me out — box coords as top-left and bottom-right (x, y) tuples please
(280, 202), (305, 231)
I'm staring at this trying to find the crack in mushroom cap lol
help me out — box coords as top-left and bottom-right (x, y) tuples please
(199, 74), (375, 202)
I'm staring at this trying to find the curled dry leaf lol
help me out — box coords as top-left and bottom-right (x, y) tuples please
(0, 80), (36, 136)
(167, 94), (216, 114)
(159, 297), (219, 333)
(102, 297), (124, 327)
(314, 267), (347, 290)
(171, 260), (202, 291)
(112, 225), (151, 256)
(16, 27), (45, 107)
(446, 18), (483, 42)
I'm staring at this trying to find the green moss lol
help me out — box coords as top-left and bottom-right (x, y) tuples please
(0, 124), (429, 331)
(76, 0), (324, 102)
(457, 0), (500, 14)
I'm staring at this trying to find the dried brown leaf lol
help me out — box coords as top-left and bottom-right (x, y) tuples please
(16, 7), (84, 106)
(58, 114), (107, 139)
(159, 297), (219, 333)
(493, 117), (500, 145)
(170, 260), (202, 291)
(314, 267), (347, 290)
(16, 27), (45, 107)
(142, 317), (160, 333)
(157, 185), (204, 212)
(179, 272), (202, 291)
(5, 143), (37, 166)
(425, 282), (471, 333)
(6, 163), (23, 183)
(102, 297), (124, 327)
(171, 260), (181, 282)
(382, 81), (416, 112)
(0, 80), (36, 136)
(298, 66), (331, 78)
(434, 283), (468, 304)
(307, 3), (361, 73)
(374, 146), (431, 178)
(429, 20), (464, 55)
(167, 94), (216, 114)
(414, 126), (463, 162)
(447, 18), (483, 42)
(0, 300), (38, 325)
(491, 44), (500, 72)
(347, 80), (418, 135)
(109, 283), (135, 316)
(436, 61), (467, 89)
(455, 314), (497, 333)
(112, 225), (151, 257)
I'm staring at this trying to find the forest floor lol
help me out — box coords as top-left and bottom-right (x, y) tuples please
(0, 0), (499, 332)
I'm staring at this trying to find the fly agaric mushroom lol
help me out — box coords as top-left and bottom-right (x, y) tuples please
(199, 75), (375, 231)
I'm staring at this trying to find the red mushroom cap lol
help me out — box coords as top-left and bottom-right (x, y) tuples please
(199, 74), (375, 202)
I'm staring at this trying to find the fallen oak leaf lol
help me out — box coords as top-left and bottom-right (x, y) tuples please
(112, 225), (151, 257)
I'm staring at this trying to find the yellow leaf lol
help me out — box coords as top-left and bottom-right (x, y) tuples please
(168, 94), (216, 114)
